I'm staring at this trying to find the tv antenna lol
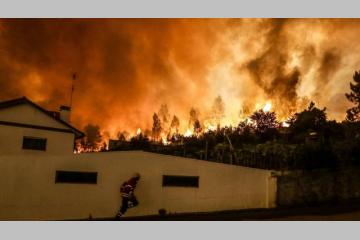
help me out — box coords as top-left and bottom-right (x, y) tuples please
(70, 73), (76, 109)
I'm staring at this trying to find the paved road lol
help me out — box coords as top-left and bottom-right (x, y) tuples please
(89, 202), (360, 221)
(269, 210), (360, 220)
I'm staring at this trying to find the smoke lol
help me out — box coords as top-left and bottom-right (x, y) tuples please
(0, 19), (359, 137)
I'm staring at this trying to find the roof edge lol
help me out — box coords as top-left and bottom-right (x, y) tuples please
(0, 96), (85, 139)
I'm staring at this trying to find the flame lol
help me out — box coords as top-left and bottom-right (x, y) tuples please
(205, 124), (217, 132)
(184, 129), (193, 137)
(282, 122), (290, 128)
(74, 141), (102, 153)
(136, 128), (142, 135)
(263, 101), (272, 112)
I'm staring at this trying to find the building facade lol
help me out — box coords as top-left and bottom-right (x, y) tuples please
(0, 97), (83, 156)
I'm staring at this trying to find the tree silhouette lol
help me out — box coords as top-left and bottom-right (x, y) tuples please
(158, 104), (170, 127)
(83, 124), (102, 150)
(346, 71), (360, 122)
(189, 107), (199, 127)
(288, 101), (327, 142)
(212, 95), (225, 125)
(152, 113), (162, 141)
(250, 109), (279, 134)
(117, 130), (129, 141)
(194, 119), (202, 136)
(170, 115), (180, 134)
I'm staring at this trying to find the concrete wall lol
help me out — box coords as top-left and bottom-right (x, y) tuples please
(277, 168), (360, 206)
(0, 125), (75, 156)
(0, 151), (277, 220)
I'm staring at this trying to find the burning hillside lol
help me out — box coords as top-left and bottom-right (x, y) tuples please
(0, 19), (359, 141)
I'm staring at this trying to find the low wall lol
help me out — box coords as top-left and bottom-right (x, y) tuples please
(0, 151), (277, 220)
(277, 167), (360, 206)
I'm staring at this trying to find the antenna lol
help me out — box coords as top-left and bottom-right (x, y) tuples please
(70, 73), (76, 109)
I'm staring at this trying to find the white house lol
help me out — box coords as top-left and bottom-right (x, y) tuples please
(0, 97), (84, 156)
(0, 97), (277, 220)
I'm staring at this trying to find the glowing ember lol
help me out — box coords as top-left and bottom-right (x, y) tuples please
(136, 128), (142, 135)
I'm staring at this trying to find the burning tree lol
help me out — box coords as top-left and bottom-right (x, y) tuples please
(250, 109), (279, 141)
(170, 115), (180, 134)
(188, 107), (202, 136)
(158, 104), (171, 129)
(212, 95), (225, 125)
(346, 71), (360, 122)
(152, 113), (162, 141)
(83, 124), (102, 151)
(117, 130), (129, 141)
(189, 107), (199, 127)
(194, 119), (202, 136)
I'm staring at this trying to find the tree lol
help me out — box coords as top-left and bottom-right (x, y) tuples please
(152, 113), (162, 141)
(212, 95), (225, 125)
(288, 101), (327, 142)
(250, 109), (279, 134)
(158, 104), (171, 127)
(83, 124), (102, 151)
(170, 115), (180, 134)
(346, 71), (360, 122)
(117, 131), (129, 141)
(189, 107), (199, 127)
(249, 109), (279, 142)
(130, 133), (150, 150)
(194, 119), (202, 136)
(289, 102), (327, 131)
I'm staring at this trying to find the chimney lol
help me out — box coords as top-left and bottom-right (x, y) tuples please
(59, 105), (71, 123)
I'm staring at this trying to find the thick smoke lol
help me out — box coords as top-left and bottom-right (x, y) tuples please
(0, 19), (359, 137)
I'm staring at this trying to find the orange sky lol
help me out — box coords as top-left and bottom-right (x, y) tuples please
(0, 19), (358, 138)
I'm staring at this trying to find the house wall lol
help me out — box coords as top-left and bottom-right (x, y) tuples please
(0, 151), (277, 220)
(0, 104), (66, 129)
(0, 125), (75, 156)
(0, 103), (76, 155)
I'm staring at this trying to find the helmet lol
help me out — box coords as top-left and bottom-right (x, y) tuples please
(133, 172), (141, 179)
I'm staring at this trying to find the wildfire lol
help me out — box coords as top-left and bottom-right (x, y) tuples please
(282, 122), (290, 128)
(263, 101), (272, 112)
(74, 141), (103, 154)
(205, 124), (217, 133)
(136, 128), (142, 135)
(184, 129), (193, 137)
(161, 135), (169, 145)
(0, 19), (354, 148)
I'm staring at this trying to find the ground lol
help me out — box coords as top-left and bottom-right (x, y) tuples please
(90, 202), (360, 221)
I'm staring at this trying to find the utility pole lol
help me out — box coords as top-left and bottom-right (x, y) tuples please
(225, 133), (234, 165)
(205, 140), (208, 160)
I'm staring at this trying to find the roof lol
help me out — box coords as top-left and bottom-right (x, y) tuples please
(0, 97), (85, 138)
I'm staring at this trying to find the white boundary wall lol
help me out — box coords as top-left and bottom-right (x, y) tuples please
(0, 151), (277, 220)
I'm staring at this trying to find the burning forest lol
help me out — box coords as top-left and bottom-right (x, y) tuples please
(1, 19), (360, 169)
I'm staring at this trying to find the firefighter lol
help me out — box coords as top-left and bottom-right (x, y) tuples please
(115, 173), (141, 219)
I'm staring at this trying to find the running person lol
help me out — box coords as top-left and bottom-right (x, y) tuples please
(115, 173), (141, 219)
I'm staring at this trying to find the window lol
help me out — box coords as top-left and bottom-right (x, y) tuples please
(22, 136), (47, 151)
(162, 175), (199, 188)
(55, 171), (98, 184)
